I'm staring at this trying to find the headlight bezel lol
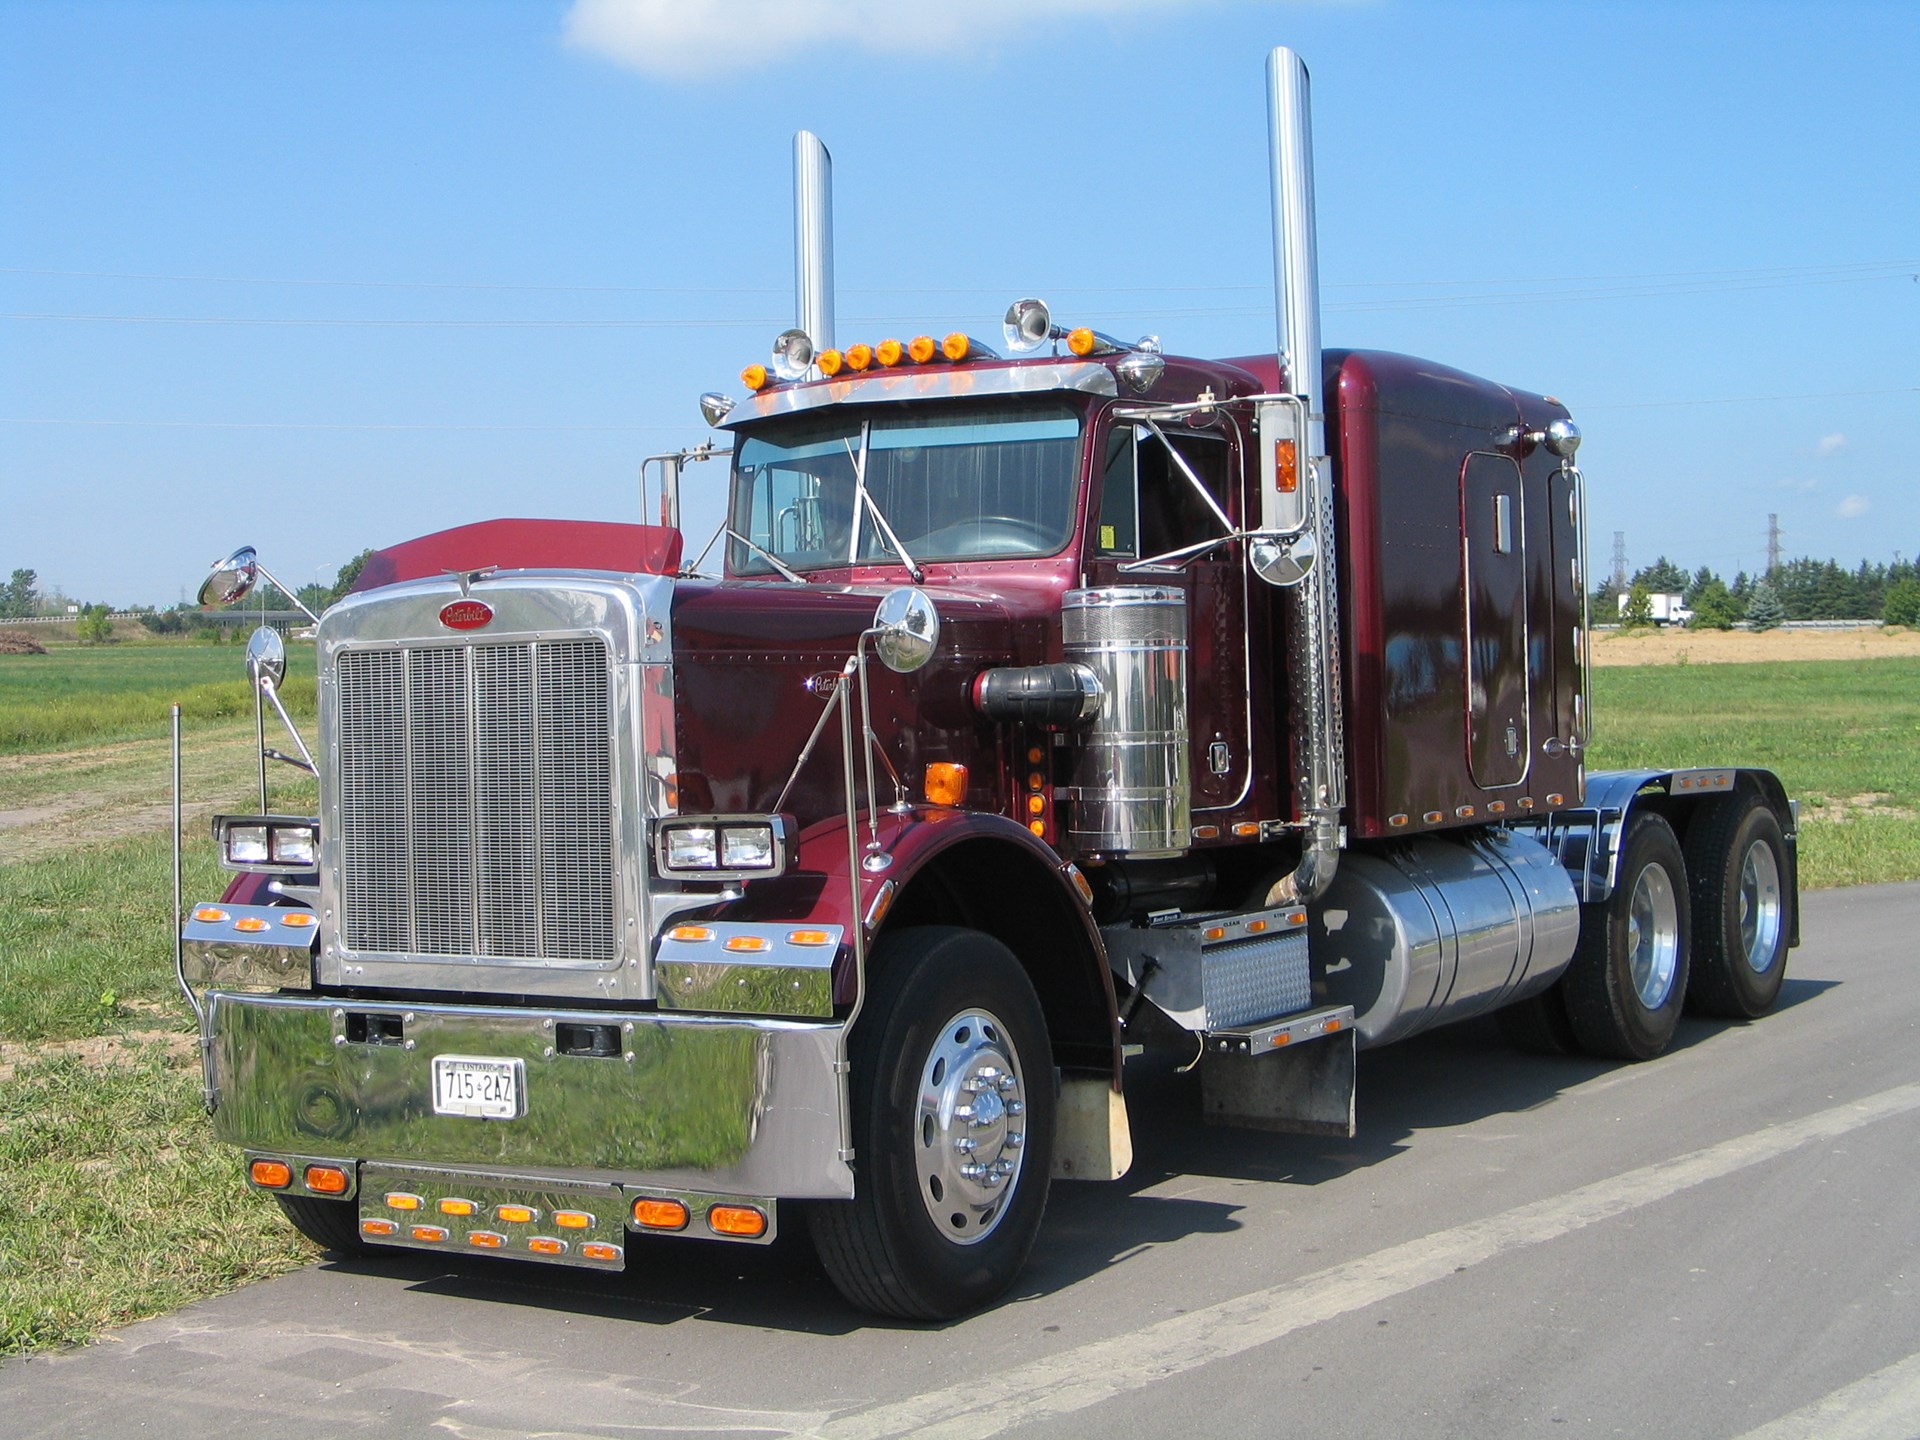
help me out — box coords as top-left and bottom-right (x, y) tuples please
(212, 814), (321, 874)
(655, 814), (794, 882)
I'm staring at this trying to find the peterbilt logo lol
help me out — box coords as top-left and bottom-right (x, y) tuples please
(439, 599), (494, 631)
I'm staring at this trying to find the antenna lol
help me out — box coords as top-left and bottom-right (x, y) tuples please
(1611, 532), (1628, 593)
(1766, 513), (1783, 575)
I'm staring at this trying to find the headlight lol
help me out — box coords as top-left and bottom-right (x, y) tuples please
(656, 815), (793, 881)
(213, 814), (320, 873)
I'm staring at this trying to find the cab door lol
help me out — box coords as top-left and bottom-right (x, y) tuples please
(1088, 417), (1251, 814)
(1461, 451), (1529, 788)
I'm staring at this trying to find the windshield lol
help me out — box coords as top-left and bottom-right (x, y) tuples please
(727, 402), (1082, 574)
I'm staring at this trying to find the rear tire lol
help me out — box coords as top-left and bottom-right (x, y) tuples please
(275, 1194), (367, 1254)
(1563, 812), (1691, 1061)
(1685, 798), (1791, 1018)
(811, 927), (1055, 1320)
(1496, 985), (1579, 1055)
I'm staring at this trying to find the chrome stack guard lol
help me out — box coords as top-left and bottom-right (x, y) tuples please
(203, 992), (854, 1200)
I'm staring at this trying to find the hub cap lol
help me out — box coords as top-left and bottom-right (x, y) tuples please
(914, 1008), (1027, 1245)
(1738, 839), (1784, 973)
(1626, 862), (1681, 1009)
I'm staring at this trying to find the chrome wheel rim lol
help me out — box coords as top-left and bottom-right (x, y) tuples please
(1738, 839), (1784, 974)
(1627, 863), (1681, 1009)
(914, 1007), (1028, 1246)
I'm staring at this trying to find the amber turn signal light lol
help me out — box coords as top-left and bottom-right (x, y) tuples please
(924, 762), (968, 807)
(631, 1197), (691, 1231)
(1273, 438), (1299, 494)
(249, 1159), (291, 1189)
(741, 363), (769, 391)
(1067, 327), (1096, 357)
(707, 1204), (768, 1239)
(304, 1165), (349, 1195)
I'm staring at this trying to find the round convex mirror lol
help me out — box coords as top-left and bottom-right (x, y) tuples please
(871, 588), (940, 673)
(197, 546), (259, 608)
(245, 625), (286, 688)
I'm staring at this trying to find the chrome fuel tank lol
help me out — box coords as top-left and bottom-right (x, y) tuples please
(1309, 828), (1580, 1047)
(1062, 586), (1190, 857)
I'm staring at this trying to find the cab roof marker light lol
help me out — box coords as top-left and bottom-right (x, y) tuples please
(741, 363), (769, 391)
(845, 343), (873, 372)
(907, 335), (938, 364)
(876, 338), (905, 366)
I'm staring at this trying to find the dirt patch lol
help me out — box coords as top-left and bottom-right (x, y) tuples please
(0, 630), (47, 655)
(1797, 792), (1919, 825)
(0, 1029), (196, 1083)
(1590, 625), (1920, 667)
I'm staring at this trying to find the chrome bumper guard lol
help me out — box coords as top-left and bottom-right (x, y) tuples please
(205, 992), (854, 1200)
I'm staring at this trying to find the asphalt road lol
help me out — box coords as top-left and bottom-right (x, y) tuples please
(4, 882), (1917, 1439)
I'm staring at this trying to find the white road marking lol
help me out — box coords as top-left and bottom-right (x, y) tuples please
(808, 1082), (1920, 1440)
(1726, 1350), (1920, 1440)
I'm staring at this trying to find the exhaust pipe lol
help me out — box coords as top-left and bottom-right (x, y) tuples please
(1264, 46), (1347, 906)
(793, 130), (834, 353)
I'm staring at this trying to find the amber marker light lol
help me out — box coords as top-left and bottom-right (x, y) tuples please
(845, 343), (873, 371)
(305, 1165), (349, 1194)
(527, 1237), (569, 1256)
(468, 1231), (506, 1249)
(1204, 926), (1227, 942)
(581, 1242), (622, 1263)
(631, 1197), (690, 1231)
(924, 762), (968, 807)
(787, 929), (833, 947)
(280, 912), (318, 928)
(410, 1225), (449, 1244)
(553, 1211), (594, 1231)
(817, 348), (845, 377)
(361, 1218), (398, 1237)
(193, 906), (229, 923)
(941, 332), (971, 362)
(1192, 824), (1220, 840)
(438, 1198), (476, 1217)
(1546, 793), (1566, 806)
(1232, 821), (1260, 838)
(1273, 438), (1300, 494)
(724, 935), (771, 953)
(1287, 910), (1308, 927)
(707, 1205), (768, 1239)
(233, 917), (269, 934)
(1423, 810), (1444, 825)
(876, 338), (905, 366)
(668, 925), (714, 943)
(1066, 327), (1097, 357)
(907, 335), (937, 364)
(1028, 820), (1046, 837)
(496, 1203), (537, 1224)
(385, 1192), (422, 1211)
(1388, 814), (1410, 828)
(741, 363), (769, 391)
(1248, 919), (1269, 934)
(249, 1159), (292, 1189)
(1026, 793), (1045, 816)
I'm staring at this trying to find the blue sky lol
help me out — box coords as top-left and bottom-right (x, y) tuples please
(3, 0), (1915, 607)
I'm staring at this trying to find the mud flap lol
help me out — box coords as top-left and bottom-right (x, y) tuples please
(1201, 1026), (1357, 1137)
(1052, 1073), (1134, 1181)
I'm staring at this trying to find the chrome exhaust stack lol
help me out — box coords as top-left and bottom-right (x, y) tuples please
(793, 130), (834, 355)
(1263, 46), (1347, 906)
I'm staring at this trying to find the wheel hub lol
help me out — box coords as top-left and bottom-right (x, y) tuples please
(1628, 862), (1680, 1008)
(915, 1009), (1027, 1244)
(1738, 838), (1783, 973)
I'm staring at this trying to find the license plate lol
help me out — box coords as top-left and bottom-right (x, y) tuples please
(431, 1055), (525, 1119)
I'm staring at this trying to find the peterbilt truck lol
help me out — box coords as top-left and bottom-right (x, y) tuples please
(178, 48), (1797, 1320)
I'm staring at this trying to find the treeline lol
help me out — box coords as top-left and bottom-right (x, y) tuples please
(1597, 555), (1920, 628)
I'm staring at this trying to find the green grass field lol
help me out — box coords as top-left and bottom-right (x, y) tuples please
(0, 642), (1915, 1352)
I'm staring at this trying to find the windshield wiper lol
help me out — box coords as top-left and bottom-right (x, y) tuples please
(847, 426), (925, 584)
(682, 521), (810, 584)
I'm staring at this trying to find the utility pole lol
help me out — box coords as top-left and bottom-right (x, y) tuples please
(1766, 514), (1783, 576)
(1611, 532), (1629, 593)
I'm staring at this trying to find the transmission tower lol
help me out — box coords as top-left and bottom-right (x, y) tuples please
(1766, 514), (1783, 576)
(1611, 532), (1629, 592)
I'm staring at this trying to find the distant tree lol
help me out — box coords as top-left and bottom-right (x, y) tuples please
(1, 568), (38, 619)
(326, 549), (373, 606)
(1884, 577), (1920, 628)
(296, 583), (333, 615)
(1745, 579), (1786, 631)
(1631, 556), (1690, 595)
(1687, 578), (1739, 630)
(1730, 570), (1754, 604)
(1683, 565), (1723, 607)
(74, 603), (114, 644)
(1621, 581), (1654, 629)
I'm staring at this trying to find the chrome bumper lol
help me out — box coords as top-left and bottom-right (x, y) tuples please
(204, 992), (854, 1200)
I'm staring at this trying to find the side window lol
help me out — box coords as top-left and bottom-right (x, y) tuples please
(1139, 430), (1230, 557)
(1095, 427), (1139, 557)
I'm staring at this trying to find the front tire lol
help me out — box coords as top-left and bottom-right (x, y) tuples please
(1685, 797), (1791, 1018)
(1563, 812), (1691, 1061)
(811, 927), (1055, 1320)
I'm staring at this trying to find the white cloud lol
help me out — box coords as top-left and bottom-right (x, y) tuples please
(1816, 432), (1847, 457)
(1837, 494), (1870, 519)
(564, 0), (1213, 77)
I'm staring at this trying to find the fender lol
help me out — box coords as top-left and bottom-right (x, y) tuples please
(699, 805), (1122, 1082)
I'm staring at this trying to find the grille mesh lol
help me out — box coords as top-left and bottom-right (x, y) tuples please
(336, 638), (615, 964)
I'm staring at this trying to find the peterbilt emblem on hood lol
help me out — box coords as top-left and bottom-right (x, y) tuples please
(439, 599), (494, 631)
(805, 671), (841, 698)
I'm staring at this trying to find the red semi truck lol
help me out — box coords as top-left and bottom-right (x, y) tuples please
(179, 48), (1796, 1319)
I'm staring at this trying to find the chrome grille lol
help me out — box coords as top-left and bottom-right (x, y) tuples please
(336, 638), (615, 964)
